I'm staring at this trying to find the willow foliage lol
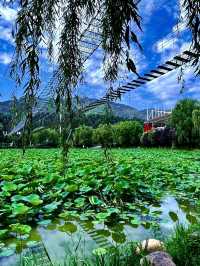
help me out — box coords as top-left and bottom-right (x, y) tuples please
(3, 0), (200, 150)
(183, 0), (200, 75)
(4, 0), (142, 150)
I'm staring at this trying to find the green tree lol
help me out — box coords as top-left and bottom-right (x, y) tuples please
(93, 124), (114, 148)
(171, 99), (200, 147)
(32, 128), (59, 147)
(74, 125), (93, 147)
(192, 109), (200, 135)
(114, 121), (143, 147)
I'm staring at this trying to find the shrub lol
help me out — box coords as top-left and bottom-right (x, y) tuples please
(93, 124), (114, 147)
(140, 127), (174, 147)
(32, 128), (59, 147)
(166, 224), (200, 266)
(114, 121), (143, 147)
(74, 125), (93, 147)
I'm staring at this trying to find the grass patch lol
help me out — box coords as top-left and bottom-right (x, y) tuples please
(166, 224), (200, 266)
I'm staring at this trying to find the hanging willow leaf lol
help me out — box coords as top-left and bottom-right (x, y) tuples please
(131, 31), (143, 50)
(127, 58), (140, 77)
(125, 25), (130, 49)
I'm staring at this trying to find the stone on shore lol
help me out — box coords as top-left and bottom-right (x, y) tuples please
(136, 239), (165, 254)
(140, 251), (176, 266)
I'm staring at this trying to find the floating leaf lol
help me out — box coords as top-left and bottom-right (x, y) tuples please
(23, 194), (43, 206)
(43, 201), (60, 213)
(2, 182), (17, 192)
(58, 222), (77, 234)
(38, 220), (52, 227)
(12, 203), (30, 216)
(0, 247), (15, 258)
(74, 197), (85, 208)
(0, 242), (5, 249)
(0, 230), (8, 239)
(96, 212), (110, 221)
(131, 217), (140, 227)
(43, 174), (60, 184)
(26, 241), (39, 248)
(169, 211), (179, 222)
(89, 196), (102, 206)
(112, 232), (126, 244)
(79, 185), (92, 193)
(186, 213), (198, 224)
(96, 229), (111, 237)
(11, 195), (24, 202)
(65, 184), (78, 193)
(107, 208), (120, 214)
(9, 223), (32, 235)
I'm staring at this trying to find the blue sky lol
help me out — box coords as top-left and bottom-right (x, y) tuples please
(0, 0), (199, 110)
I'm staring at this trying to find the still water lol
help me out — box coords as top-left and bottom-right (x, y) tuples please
(0, 196), (198, 266)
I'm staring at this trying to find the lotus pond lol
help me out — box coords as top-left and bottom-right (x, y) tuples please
(0, 148), (200, 265)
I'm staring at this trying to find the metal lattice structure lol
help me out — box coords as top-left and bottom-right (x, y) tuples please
(97, 50), (198, 103)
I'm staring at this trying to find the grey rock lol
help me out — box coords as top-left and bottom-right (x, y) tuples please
(140, 251), (176, 266)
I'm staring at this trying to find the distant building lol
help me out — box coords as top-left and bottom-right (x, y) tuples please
(144, 109), (172, 132)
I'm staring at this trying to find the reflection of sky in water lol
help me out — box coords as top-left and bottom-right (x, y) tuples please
(158, 196), (189, 235)
(0, 196), (198, 266)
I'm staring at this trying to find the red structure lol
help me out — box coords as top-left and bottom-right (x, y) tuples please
(144, 122), (153, 132)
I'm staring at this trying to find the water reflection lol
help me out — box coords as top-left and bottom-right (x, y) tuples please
(0, 196), (198, 266)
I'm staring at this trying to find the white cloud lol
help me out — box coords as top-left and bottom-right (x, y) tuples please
(155, 37), (179, 53)
(143, 66), (200, 106)
(0, 25), (14, 43)
(0, 52), (12, 64)
(0, 4), (17, 22)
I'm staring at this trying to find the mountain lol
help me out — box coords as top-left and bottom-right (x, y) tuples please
(0, 97), (146, 121)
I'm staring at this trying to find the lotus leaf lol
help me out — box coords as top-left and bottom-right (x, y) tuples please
(9, 223), (32, 235)
(58, 222), (77, 234)
(11, 203), (30, 216)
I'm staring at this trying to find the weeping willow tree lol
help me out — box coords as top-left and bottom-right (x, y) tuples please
(183, 0), (200, 75)
(4, 0), (143, 169)
(192, 109), (200, 136)
(3, 0), (200, 161)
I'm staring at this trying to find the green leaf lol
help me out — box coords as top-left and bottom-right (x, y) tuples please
(12, 203), (30, 216)
(2, 182), (17, 192)
(0, 230), (8, 239)
(43, 174), (59, 184)
(23, 194), (43, 206)
(79, 185), (92, 193)
(74, 197), (85, 208)
(130, 216), (140, 226)
(169, 211), (179, 222)
(11, 195), (24, 202)
(186, 213), (198, 224)
(112, 232), (126, 244)
(43, 202), (60, 213)
(26, 241), (39, 248)
(96, 229), (111, 237)
(93, 248), (107, 256)
(107, 208), (120, 214)
(38, 220), (52, 227)
(64, 185), (78, 193)
(89, 196), (102, 206)
(58, 222), (77, 234)
(0, 248), (15, 258)
(0, 242), (5, 249)
(96, 212), (110, 221)
(9, 223), (32, 235)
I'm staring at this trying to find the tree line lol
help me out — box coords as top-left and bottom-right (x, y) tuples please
(1, 98), (200, 149)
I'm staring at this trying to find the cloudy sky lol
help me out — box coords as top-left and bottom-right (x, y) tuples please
(0, 0), (199, 110)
